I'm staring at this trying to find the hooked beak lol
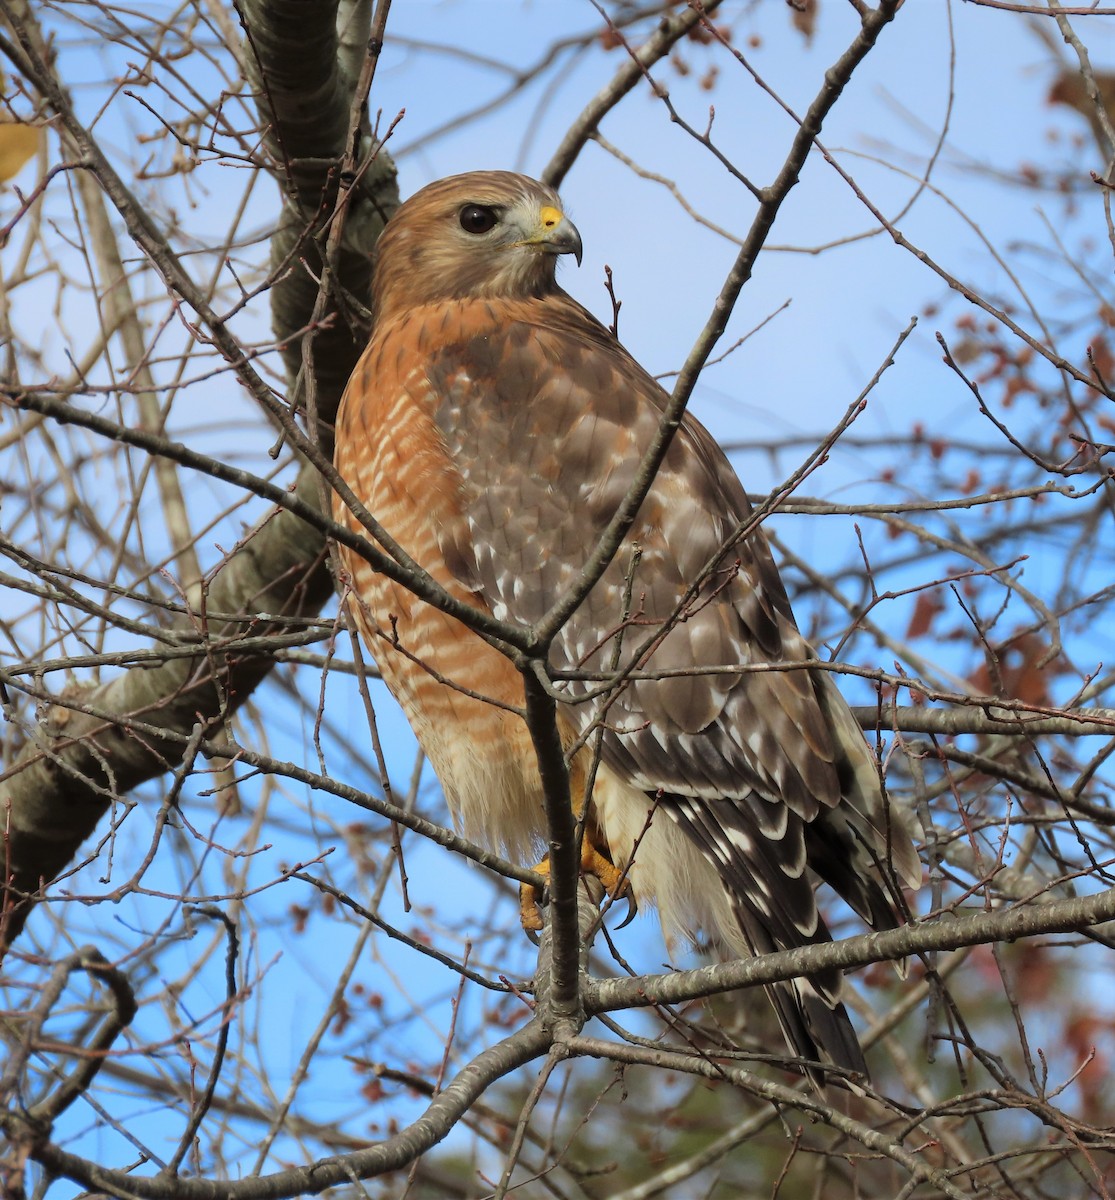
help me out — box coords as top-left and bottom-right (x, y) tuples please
(526, 204), (583, 266)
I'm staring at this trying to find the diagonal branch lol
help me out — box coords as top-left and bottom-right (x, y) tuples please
(588, 883), (1115, 1016)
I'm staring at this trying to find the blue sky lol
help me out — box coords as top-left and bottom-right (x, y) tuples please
(5, 0), (1115, 1188)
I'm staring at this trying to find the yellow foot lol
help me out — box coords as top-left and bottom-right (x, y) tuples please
(518, 839), (637, 936)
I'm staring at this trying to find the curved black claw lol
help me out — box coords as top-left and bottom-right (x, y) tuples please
(615, 889), (638, 930)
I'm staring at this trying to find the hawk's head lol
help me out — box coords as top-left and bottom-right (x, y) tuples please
(372, 171), (582, 320)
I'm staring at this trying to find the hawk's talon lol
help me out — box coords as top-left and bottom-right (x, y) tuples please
(615, 889), (638, 930)
(518, 840), (635, 937)
(519, 876), (547, 939)
(580, 840), (634, 921)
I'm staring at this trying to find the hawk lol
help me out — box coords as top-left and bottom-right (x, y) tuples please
(332, 171), (920, 1083)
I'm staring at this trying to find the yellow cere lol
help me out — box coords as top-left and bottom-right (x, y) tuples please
(538, 205), (563, 230)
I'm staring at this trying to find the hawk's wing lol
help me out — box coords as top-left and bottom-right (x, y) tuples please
(429, 298), (877, 822)
(417, 295), (924, 1079)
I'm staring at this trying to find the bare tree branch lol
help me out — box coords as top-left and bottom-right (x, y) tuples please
(0, 0), (397, 950)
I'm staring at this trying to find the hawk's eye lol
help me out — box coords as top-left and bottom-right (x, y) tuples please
(459, 204), (498, 235)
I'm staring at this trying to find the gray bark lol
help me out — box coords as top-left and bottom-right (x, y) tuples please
(0, 0), (398, 951)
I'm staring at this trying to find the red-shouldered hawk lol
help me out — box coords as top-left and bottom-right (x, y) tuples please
(332, 171), (921, 1084)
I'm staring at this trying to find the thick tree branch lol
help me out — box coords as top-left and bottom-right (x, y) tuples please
(23, 1018), (551, 1200)
(588, 885), (1115, 1015)
(0, 0), (397, 951)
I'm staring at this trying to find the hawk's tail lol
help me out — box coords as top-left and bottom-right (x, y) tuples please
(667, 793), (893, 1088)
(724, 873), (873, 1089)
(765, 974), (868, 1087)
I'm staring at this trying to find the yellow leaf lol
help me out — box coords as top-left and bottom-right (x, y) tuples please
(0, 122), (39, 183)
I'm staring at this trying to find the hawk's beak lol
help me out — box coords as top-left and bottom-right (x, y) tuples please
(531, 205), (583, 266)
